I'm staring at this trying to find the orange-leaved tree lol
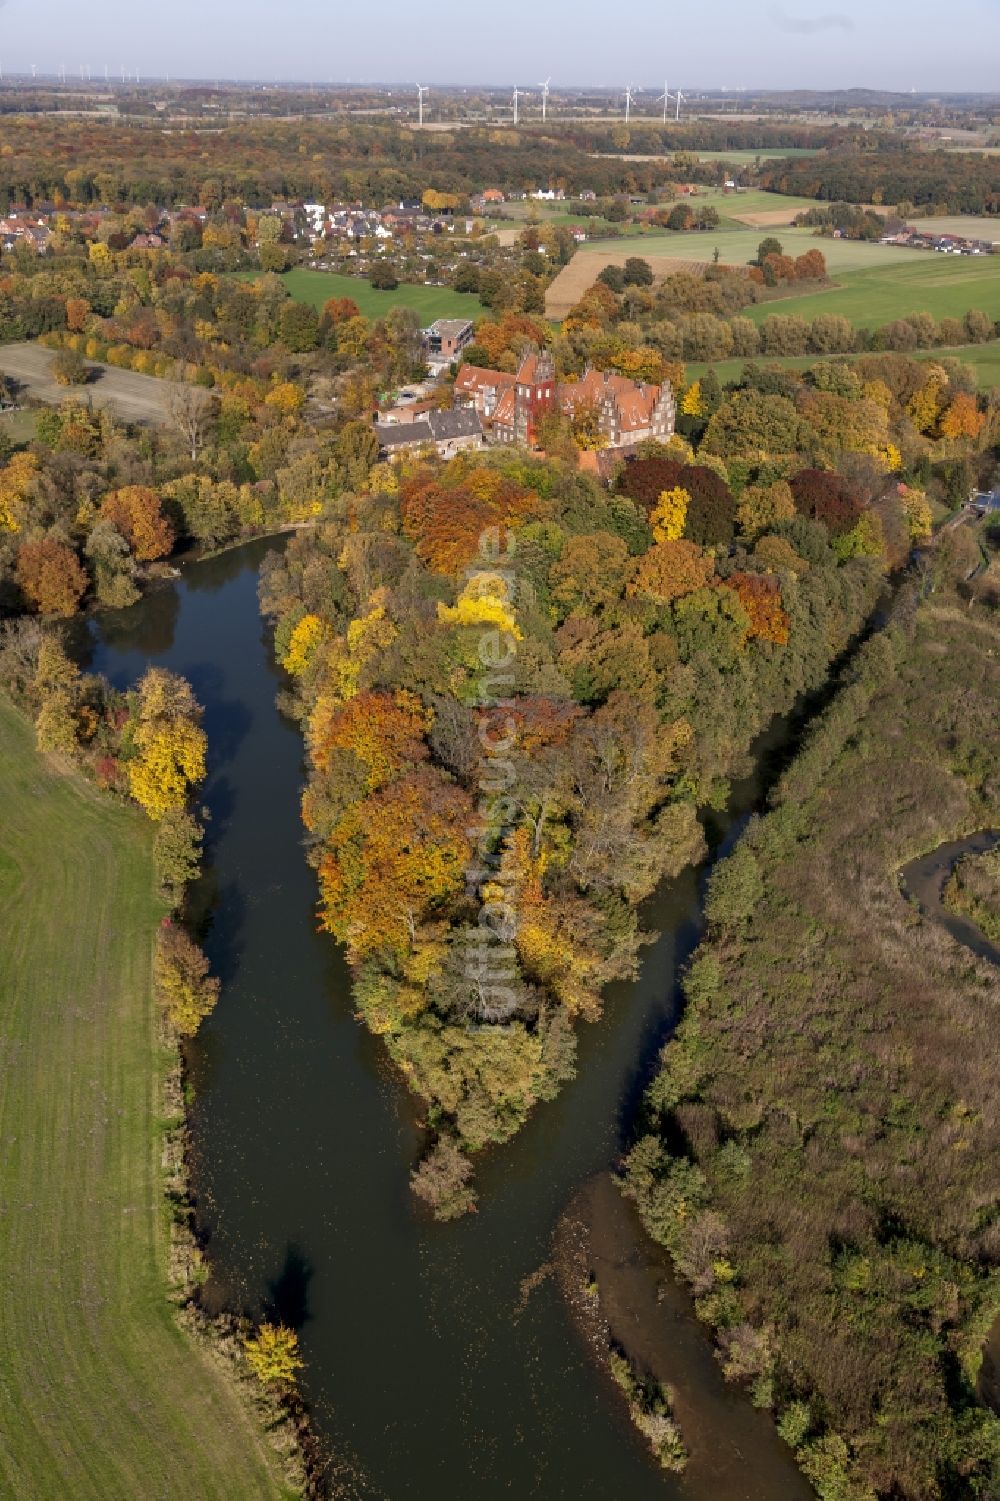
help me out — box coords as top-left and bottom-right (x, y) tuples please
(100, 485), (175, 561)
(722, 571), (791, 646)
(16, 536), (87, 616)
(317, 767), (473, 962)
(627, 538), (715, 604)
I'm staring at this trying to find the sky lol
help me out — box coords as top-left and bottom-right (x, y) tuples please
(1, 0), (998, 94)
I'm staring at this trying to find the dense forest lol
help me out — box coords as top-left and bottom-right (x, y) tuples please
(0, 117), (692, 209)
(624, 527), (1000, 1500)
(256, 424), (946, 1217)
(0, 113), (994, 219)
(0, 114), (944, 214)
(761, 143), (1000, 215)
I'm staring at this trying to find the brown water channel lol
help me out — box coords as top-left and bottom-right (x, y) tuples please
(86, 538), (813, 1500)
(900, 830), (1000, 970)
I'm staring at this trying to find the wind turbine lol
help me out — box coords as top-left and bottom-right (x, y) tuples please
(623, 82), (635, 124)
(512, 85), (521, 125)
(539, 76), (551, 122)
(657, 80), (673, 122)
(416, 83), (428, 127)
(674, 87), (686, 121)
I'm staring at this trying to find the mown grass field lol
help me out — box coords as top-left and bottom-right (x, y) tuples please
(746, 255), (1000, 328)
(579, 224), (933, 271)
(0, 699), (288, 1501)
(273, 267), (485, 323)
(686, 339), (1000, 389)
(908, 215), (1000, 241)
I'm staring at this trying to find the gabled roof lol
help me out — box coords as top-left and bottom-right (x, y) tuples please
(454, 364), (517, 397)
(491, 387), (517, 428)
(427, 407), (483, 441)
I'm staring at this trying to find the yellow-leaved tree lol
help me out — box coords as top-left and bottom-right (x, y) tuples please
(283, 613), (326, 677)
(437, 572), (522, 639)
(244, 1324), (304, 1387)
(127, 668), (207, 820)
(650, 487), (690, 543)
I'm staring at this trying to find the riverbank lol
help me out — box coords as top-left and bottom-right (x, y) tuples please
(621, 560), (1000, 1499)
(555, 1174), (811, 1498)
(0, 697), (293, 1500)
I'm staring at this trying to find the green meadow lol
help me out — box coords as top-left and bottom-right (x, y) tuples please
(272, 267), (485, 323)
(748, 255), (1000, 328)
(0, 700), (288, 1501)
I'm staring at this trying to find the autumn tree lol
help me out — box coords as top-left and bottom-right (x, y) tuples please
(16, 537), (88, 617)
(166, 384), (215, 463)
(127, 668), (207, 820)
(244, 1324), (304, 1387)
(650, 487), (690, 543)
(628, 539), (716, 604)
(33, 635), (81, 756)
(99, 486), (174, 562)
(154, 923), (220, 1034)
(790, 469), (864, 538)
(410, 1135), (478, 1220)
(939, 392), (985, 441)
(52, 346), (90, 387)
(317, 767), (474, 962)
(722, 572), (791, 645)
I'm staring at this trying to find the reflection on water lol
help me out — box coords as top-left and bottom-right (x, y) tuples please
(89, 540), (805, 1500)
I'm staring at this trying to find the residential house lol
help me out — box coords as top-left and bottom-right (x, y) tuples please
(375, 406), (484, 458)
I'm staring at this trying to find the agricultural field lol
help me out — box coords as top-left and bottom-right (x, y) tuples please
(545, 228), (945, 318)
(0, 700), (288, 1501)
(269, 267), (485, 323)
(907, 215), (1000, 242)
(580, 224), (926, 269)
(692, 147), (824, 162)
(746, 254), (1000, 328)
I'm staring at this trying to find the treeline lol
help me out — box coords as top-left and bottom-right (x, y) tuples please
(257, 424), (928, 1217)
(0, 117), (699, 211)
(559, 121), (861, 156)
(0, 623), (218, 1034)
(623, 528), (1000, 1500)
(567, 263), (1000, 367)
(761, 143), (1000, 215)
(0, 389), (386, 617)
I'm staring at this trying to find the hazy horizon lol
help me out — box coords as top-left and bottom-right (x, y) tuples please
(1, 0), (998, 94)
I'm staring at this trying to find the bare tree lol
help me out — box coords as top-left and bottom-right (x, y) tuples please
(166, 384), (214, 463)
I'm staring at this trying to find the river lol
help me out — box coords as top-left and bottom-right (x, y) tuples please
(86, 538), (810, 1500)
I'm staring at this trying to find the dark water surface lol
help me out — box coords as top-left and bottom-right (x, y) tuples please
(900, 830), (1000, 969)
(89, 540), (802, 1500)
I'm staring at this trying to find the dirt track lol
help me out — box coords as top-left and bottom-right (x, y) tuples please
(0, 342), (175, 425)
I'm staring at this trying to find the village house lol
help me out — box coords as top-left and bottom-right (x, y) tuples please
(0, 215), (51, 254)
(374, 406), (484, 458)
(454, 349), (676, 450)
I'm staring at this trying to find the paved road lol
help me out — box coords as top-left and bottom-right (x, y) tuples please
(0, 342), (175, 426)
